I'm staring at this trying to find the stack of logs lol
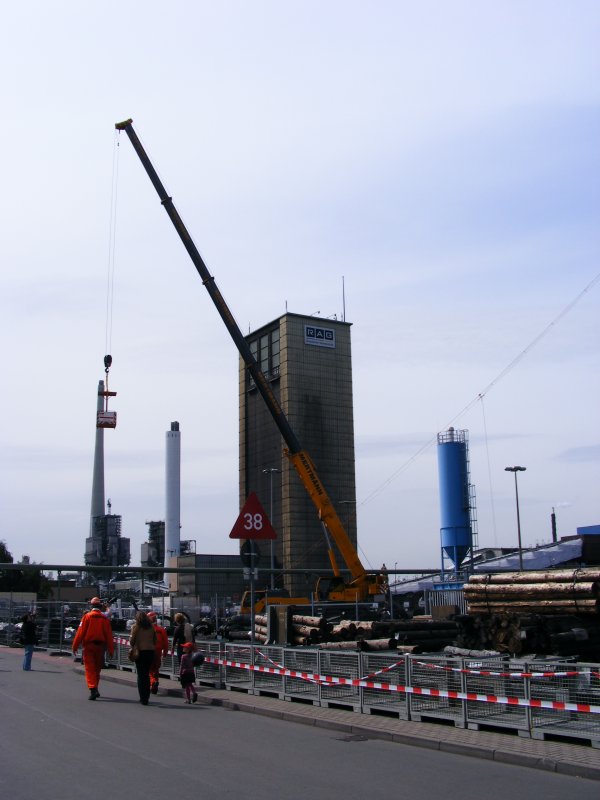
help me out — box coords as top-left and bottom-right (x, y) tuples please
(453, 612), (600, 658)
(458, 569), (600, 658)
(464, 569), (600, 616)
(253, 613), (459, 653)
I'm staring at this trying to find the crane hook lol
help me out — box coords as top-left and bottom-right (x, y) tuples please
(104, 354), (112, 374)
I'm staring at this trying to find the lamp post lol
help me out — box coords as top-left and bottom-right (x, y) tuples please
(339, 500), (357, 532)
(390, 561), (397, 620)
(505, 466), (526, 571)
(262, 468), (280, 590)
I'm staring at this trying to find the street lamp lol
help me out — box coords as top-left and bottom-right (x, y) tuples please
(339, 500), (357, 531)
(262, 468), (280, 590)
(505, 466), (526, 571)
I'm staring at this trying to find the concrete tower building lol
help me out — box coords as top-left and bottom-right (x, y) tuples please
(165, 421), (181, 591)
(240, 313), (357, 598)
(86, 377), (130, 567)
(89, 380), (106, 527)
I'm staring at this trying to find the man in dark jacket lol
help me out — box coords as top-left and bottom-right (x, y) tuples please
(20, 613), (38, 671)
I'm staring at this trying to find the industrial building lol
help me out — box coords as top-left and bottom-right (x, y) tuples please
(240, 313), (357, 597)
(437, 427), (478, 578)
(85, 376), (130, 570)
(175, 553), (245, 609)
(85, 512), (130, 568)
(140, 520), (165, 576)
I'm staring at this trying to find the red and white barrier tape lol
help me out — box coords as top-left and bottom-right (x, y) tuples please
(255, 647), (405, 683)
(206, 655), (600, 715)
(415, 660), (600, 680)
(111, 638), (600, 714)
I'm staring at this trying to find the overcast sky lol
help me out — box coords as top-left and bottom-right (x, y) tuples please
(1, 2), (598, 574)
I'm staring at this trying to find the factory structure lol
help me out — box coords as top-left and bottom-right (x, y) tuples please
(240, 313), (356, 599)
(146, 312), (356, 606)
(83, 311), (358, 607)
(85, 376), (130, 571)
(436, 427), (477, 578)
(84, 337), (599, 625)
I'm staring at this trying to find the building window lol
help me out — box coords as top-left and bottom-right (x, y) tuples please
(248, 328), (280, 387)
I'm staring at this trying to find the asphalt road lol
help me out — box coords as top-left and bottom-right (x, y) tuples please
(1, 648), (598, 800)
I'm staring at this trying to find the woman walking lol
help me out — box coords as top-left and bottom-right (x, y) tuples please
(129, 611), (156, 705)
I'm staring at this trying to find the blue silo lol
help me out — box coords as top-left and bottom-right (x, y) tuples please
(437, 428), (475, 575)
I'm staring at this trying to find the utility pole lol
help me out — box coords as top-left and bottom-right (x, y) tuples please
(262, 468), (280, 590)
(505, 466), (526, 571)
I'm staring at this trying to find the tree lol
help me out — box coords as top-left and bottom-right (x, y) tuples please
(0, 540), (18, 591)
(0, 542), (51, 597)
(0, 540), (13, 563)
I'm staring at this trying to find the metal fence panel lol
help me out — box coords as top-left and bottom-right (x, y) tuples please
(194, 641), (224, 687)
(408, 655), (465, 726)
(283, 647), (320, 702)
(464, 656), (529, 732)
(360, 652), (409, 719)
(224, 643), (254, 690)
(529, 661), (600, 743)
(252, 646), (285, 695)
(318, 650), (361, 709)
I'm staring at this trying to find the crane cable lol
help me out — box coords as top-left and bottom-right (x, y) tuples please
(359, 269), (600, 511)
(105, 131), (120, 363)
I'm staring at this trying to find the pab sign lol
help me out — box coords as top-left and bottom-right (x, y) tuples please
(229, 491), (277, 540)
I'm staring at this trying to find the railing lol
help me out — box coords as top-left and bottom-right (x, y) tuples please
(115, 641), (600, 745)
(4, 634), (599, 745)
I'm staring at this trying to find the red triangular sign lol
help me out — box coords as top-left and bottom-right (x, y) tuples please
(229, 491), (277, 540)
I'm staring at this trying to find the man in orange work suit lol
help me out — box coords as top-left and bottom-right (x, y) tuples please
(72, 597), (114, 700)
(147, 611), (169, 695)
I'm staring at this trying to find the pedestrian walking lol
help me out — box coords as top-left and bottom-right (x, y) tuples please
(129, 611), (156, 705)
(72, 597), (114, 700)
(147, 611), (169, 695)
(171, 612), (194, 662)
(20, 613), (38, 671)
(179, 642), (198, 704)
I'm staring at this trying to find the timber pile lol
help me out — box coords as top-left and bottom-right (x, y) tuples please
(228, 629), (251, 641)
(254, 613), (460, 653)
(454, 614), (524, 654)
(454, 612), (600, 659)
(464, 569), (600, 616)
(392, 618), (458, 654)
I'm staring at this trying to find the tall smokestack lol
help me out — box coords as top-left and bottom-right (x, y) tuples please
(90, 380), (105, 531)
(165, 421), (181, 562)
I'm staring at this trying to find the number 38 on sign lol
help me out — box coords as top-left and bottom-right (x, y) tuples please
(229, 491), (277, 540)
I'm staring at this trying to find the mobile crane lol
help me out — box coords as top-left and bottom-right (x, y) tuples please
(115, 119), (385, 605)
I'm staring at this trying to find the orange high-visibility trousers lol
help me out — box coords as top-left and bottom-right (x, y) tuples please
(149, 651), (162, 685)
(82, 642), (106, 689)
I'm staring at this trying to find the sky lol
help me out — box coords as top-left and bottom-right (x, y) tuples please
(1, 2), (598, 574)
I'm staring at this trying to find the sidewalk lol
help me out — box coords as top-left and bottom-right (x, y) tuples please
(85, 657), (600, 781)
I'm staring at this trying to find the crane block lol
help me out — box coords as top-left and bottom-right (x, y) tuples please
(97, 411), (117, 429)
